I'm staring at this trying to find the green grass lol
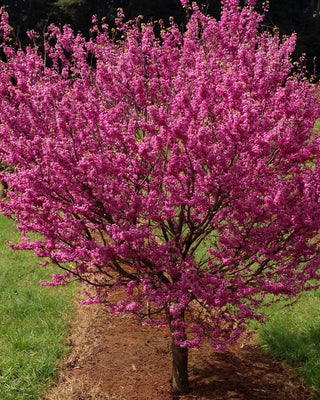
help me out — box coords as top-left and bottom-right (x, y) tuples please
(0, 214), (77, 400)
(313, 119), (320, 133)
(255, 290), (320, 397)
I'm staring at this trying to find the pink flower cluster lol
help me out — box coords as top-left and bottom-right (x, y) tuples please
(0, 0), (319, 349)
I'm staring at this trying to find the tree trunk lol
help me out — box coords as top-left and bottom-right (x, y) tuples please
(171, 335), (189, 395)
(166, 310), (190, 395)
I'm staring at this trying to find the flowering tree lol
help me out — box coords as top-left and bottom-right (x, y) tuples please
(0, 0), (320, 394)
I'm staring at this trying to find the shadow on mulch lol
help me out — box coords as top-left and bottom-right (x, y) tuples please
(185, 345), (314, 400)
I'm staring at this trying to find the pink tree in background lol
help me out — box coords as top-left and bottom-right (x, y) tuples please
(0, 0), (320, 394)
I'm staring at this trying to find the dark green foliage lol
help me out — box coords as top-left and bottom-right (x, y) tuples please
(48, 0), (113, 33)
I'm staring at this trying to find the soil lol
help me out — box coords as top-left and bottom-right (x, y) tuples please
(45, 302), (316, 400)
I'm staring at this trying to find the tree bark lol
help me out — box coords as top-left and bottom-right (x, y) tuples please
(166, 310), (190, 395)
(171, 335), (189, 395)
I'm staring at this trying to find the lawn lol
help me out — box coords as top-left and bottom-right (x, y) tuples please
(0, 214), (77, 400)
(255, 290), (320, 398)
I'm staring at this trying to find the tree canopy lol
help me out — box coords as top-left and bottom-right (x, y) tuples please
(0, 0), (320, 394)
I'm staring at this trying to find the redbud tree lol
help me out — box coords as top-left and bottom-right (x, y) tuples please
(0, 0), (320, 394)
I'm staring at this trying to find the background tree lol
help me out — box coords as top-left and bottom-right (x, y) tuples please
(263, 0), (320, 76)
(0, 0), (50, 44)
(0, 0), (320, 395)
(48, 0), (114, 34)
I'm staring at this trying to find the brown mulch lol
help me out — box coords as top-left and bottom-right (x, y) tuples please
(44, 303), (316, 400)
